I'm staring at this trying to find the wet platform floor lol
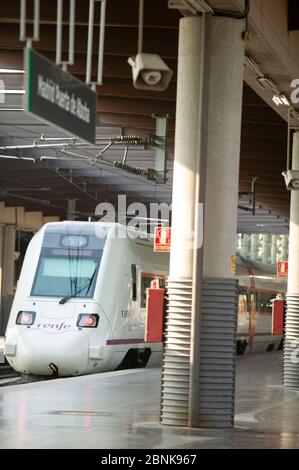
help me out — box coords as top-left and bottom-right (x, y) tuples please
(0, 352), (298, 448)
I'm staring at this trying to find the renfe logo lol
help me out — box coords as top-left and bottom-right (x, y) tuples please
(36, 321), (72, 332)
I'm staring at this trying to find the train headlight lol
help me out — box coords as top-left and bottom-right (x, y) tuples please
(77, 314), (99, 328)
(16, 311), (36, 326)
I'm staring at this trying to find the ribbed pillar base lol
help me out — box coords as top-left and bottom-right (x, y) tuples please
(160, 278), (192, 426)
(283, 294), (299, 388)
(160, 277), (238, 428)
(196, 278), (238, 428)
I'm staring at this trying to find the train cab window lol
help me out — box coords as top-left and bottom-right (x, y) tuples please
(140, 275), (166, 308)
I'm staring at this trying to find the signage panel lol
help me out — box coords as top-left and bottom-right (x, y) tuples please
(25, 48), (96, 144)
(277, 261), (288, 277)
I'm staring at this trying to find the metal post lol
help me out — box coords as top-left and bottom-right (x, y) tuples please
(97, 0), (107, 85)
(56, 0), (76, 69)
(86, 0), (107, 87)
(69, 0), (76, 65)
(86, 0), (95, 84)
(138, 0), (144, 54)
(19, 0), (40, 46)
(56, 0), (63, 65)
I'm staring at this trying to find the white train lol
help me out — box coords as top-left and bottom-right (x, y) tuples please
(4, 221), (287, 377)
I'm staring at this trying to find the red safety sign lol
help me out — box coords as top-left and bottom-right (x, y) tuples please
(277, 261), (288, 277)
(154, 227), (171, 253)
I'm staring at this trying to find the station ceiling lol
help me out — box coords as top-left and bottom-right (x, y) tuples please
(0, 0), (295, 232)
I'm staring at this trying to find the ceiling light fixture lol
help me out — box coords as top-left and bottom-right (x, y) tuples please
(272, 95), (283, 106)
(0, 68), (24, 74)
(0, 89), (25, 94)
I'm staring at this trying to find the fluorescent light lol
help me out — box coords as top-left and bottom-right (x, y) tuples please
(280, 95), (290, 106)
(272, 95), (283, 106)
(0, 90), (25, 94)
(0, 68), (24, 74)
(245, 56), (262, 75)
(257, 76), (277, 91)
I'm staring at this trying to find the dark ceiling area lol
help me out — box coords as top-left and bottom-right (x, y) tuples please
(0, 0), (290, 221)
(289, 0), (299, 31)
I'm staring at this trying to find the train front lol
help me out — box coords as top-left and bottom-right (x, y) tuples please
(4, 222), (110, 377)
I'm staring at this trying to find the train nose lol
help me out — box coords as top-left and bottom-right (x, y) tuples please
(6, 329), (89, 376)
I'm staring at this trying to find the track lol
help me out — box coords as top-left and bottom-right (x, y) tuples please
(0, 364), (19, 380)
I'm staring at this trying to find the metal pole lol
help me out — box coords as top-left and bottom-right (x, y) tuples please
(33, 0), (40, 41)
(138, 0), (144, 54)
(20, 0), (26, 41)
(56, 0), (63, 65)
(69, 0), (76, 65)
(86, 0), (95, 84)
(97, 0), (107, 85)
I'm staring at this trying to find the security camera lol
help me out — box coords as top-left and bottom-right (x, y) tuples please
(128, 53), (173, 91)
(282, 170), (299, 190)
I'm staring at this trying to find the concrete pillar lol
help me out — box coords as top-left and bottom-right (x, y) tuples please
(281, 234), (289, 261)
(270, 235), (278, 265)
(161, 15), (204, 427)
(261, 234), (271, 264)
(0, 225), (16, 335)
(199, 13), (244, 428)
(0, 225), (4, 329)
(202, 15), (245, 280)
(284, 133), (299, 387)
(250, 234), (259, 261)
(161, 10), (245, 429)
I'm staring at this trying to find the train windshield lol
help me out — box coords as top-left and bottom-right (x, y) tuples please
(31, 227), (106, 298)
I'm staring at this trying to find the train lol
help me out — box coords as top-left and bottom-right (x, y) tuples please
(4, 221), (286, 377)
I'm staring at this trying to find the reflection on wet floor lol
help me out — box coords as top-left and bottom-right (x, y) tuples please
(0, 352), (298, 449)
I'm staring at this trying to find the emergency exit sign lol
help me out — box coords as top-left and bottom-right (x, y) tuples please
(277, 261), (288, 277)
(154, 227), (171, 253)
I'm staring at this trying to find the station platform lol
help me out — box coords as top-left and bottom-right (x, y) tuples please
(0, 351), (298, 449)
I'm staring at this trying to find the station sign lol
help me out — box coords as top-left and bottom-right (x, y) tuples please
(277, 261), (288, 277)
(154, 227), (171, 253)
(24, 48), (96, 144)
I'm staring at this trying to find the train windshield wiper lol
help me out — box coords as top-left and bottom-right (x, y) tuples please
(59, 267), (97, 305)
